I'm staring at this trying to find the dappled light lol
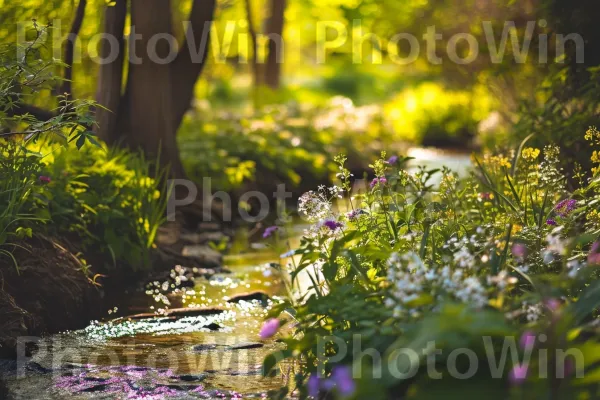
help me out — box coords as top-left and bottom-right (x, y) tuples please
(1, 0), (600, 399)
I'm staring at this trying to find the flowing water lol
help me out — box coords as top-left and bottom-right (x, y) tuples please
(3, 240), (298, 399)
(2, 148), (471, 400)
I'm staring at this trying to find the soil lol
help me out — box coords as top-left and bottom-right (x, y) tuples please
(0, 236), (102, 359)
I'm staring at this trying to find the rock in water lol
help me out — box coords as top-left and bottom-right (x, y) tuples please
(226, 291), (271, 305)
(227, 342), (264, 350)
(192, 344), (218, 352)
(181, 245), (222, 267)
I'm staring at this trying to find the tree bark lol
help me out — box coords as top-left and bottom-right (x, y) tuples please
(263, 0), (285, 89)
(118, 0), (185, 178)
(60, 0), (88, 97)
(244, 0), (262, 88)
(170, 0), (216, 133)
(95, 0), (127, 144)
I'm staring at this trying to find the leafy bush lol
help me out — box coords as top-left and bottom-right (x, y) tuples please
(508, 67), (600, 175)
(262, 130), (600, 399)
(384, 83), (494, 147)
(0, 30), (165, 273)
(179, 98), (391, 192)
(31, 142), (167, 271)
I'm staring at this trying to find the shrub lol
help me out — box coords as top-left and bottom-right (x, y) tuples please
(28, 141), (167, 271)
(178, 98), (391, 192)
(384, 83), (494, 147)
(262, 132), (600, 399)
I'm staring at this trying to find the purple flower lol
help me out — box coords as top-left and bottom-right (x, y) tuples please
(511, 243), (527, 259)
(259, 318), (280, 339)
(387, 155), (399, 165)
(323, 219), (343, 231)
(479, 192), (492, 200)
(369, 178), (379, 188)
(546, 218), (558, 226)
(307, 374), (320, 398)
(39, 175), (51, 184)
(379, 177), (387, 184)
(544, 298), (561, 312)
(554, 199), (578, 217)
(509, 364), (529, 385)
(331, 366), (356, 398)
(262, 226), (278, 239)
(519, 331), (536, 350)
(346, 209), (363, 221)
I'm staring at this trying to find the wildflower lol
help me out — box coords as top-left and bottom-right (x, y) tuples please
(509, 364), (529, 385)
(387, 155), (399, 164)
(262, 226), (279, 239)
(38, 175), (51, 184)
(479, 192), (492, 201)
(299, 191), (333, 222)
(519, 331), (536, 350)
(588, 242), (600, 265)
(322, 219), (343, 231)
(331, 366), (356, 398)
(379, 177), (387, 185)
(307, 374), (320, 398)
(554, 199), (577, 217)
(511, 243), (527, 260)
(546, 219), (557, 226)
(259, 318), (280, 339)
(346, 209), (364, 221)
(585, 126), (600, 144)
(522, 147), (541, 160)
(544, 298), (561, 312)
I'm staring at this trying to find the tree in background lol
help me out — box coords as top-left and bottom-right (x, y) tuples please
(10, 0), (217, 179)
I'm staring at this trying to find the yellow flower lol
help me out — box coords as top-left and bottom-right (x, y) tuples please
(522, 147), (540, 160)
(587, 210), (600, 226)
(585, 126), (600, 144)
(592, 151), (600, 164)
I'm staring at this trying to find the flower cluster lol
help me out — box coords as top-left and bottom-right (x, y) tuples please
(554, 199), (577, 217)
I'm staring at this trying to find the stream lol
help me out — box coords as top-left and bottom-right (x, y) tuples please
(2, 149), (471, 400)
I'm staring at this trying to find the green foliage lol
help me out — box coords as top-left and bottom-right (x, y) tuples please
(384, 83), (493, 147)
(33, 142), (167, 270)
(263, 131), (600, 398)
(179, 99), (391, 192)
(0, 25), (165, 273)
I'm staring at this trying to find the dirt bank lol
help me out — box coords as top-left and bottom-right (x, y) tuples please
(0, 236), (102, 359)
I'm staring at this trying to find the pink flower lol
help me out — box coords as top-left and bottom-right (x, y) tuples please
(509, 364), (528, 385)
(479, 192), (492, 200)
(544, 298), (561, 312)
(39, 175), (51, 184)
(588, 242), (600, 265)
(511, 243), (527, 260)
(259, 318), (280, 339)
(519, 331), (536, 350)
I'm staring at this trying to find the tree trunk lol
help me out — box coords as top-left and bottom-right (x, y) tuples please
(118, 0), (186, 178)
(170, 0), (216, 133)
(95, 0), (127, 144)
(244, 0), (262, 89)
(263, 0), (286, 89)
